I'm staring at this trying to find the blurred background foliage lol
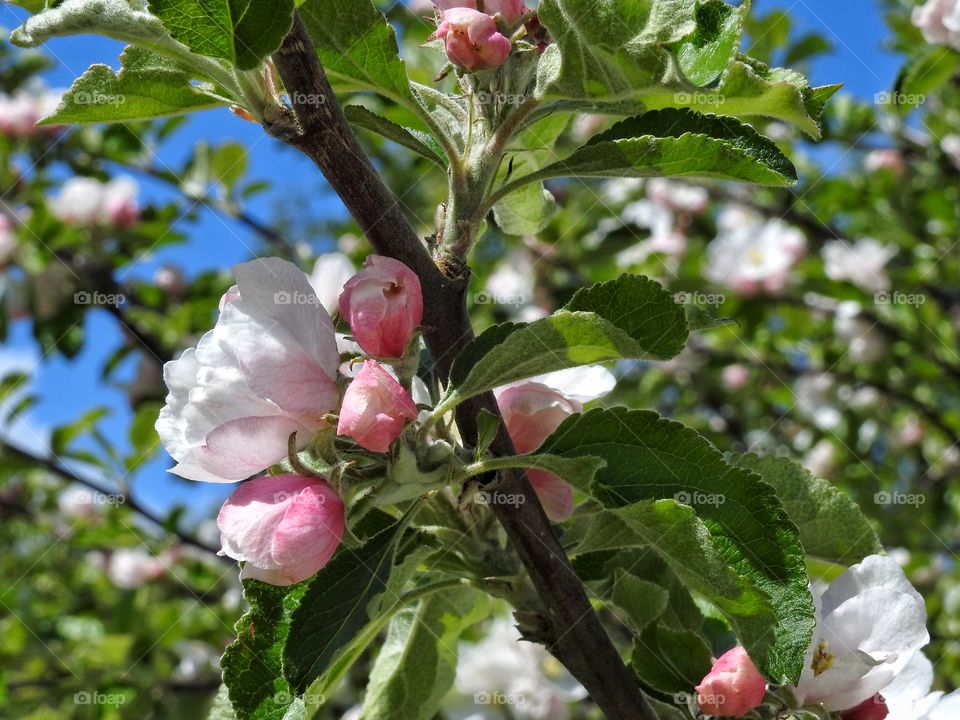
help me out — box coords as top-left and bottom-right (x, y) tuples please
(1, 0), (960, 717)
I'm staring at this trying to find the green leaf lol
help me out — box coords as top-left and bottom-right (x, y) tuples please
(611, 571), (669, 631)
(474, 409), (501, 460)
(298, 0), (413, 103)
(539, 408), (814, 683)
(42, 45), (227, 125)
(729, 453), (882, 564)
(537, 108), (797, 186)
(221, 581), (306, 720)
(12, 0), (174, 52)
(51, 407), (111, 456)
(283, 524), (418, 693)
(439, 274), (687, 412)
(344, 105), (444, 167)
(536, 0), (826, 136)
(631, 622), (713, 694)
(471, 453), (607, 492)
(492, 113), (568, 235)
(360, 587), (489, 720)
(895, 45), (960, 109)
(147, 0), (295, 70)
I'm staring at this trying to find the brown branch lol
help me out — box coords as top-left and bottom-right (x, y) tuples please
(269, 13), (652, 720)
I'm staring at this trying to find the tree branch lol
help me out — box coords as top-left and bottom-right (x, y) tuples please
(268, 13), (652, 720)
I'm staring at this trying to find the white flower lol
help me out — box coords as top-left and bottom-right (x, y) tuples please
(483, 251), (547, 320)
(794, 374), (842, 430)
(646, 178), (708, 214)
(912, 0), (960, 46)
(52, 176), (140, 228)
(864, 149), (905, 175)
(704, 207), (805, 294)
(822, 239), (896, 293)
(793, 555), (929, 712)
(172, 640), (221, 681)
(834, 301), (886, 364)
(617, 199), (688, 267)
(58, 486), (98, 520)
(803, 439), (837, 478)
(104, 548), (170, 589)
(884, 652), (960, 719)
(450, 617), (586, 720)
(942, 134), (960, 170)
(0, 86), (61, 137)
(308, 251), (355, 316)
(156, 258), (341, 482)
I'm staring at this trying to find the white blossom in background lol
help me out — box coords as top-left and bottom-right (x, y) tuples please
(822, 239), (896, 293)
(58, 486), (99, 520)
(912, 0), (960, 47)
(100, 548), (171, 589)
(864, 149), (906, 176)
(792, 555), (929, 712)
(941, 134), (960, 169)
(704, 206), (806, 295)
(0, 85), (61, 138)
(616, 199), (688, 268)
(172, 640), (221, 681)
(834, 301), (886, 364)
(0, 214), (15, 264)
(447, 617), (586, 720)
(646, 177), (709, 214)
(154, 264), (187, 295)
(803, 438), (837, 478)
(483, 250), (547, 321)
(794, 374), (842, 430)
(52, 176), (141, 228)
(308, 251), (356, 317)
(601, 177), (643, 204)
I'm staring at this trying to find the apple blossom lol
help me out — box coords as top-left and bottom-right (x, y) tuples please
(154, 264), (187, 295)
(309, 252), (356, 317)
(883, 652), (960, 719)
(694, 646), (767, 717)
(0, 214), (15, 265)
(0, 86), (61, 137)
(834, 301), (886, 364)
(842, 695), (889, 720)
(431, 8), (512, 71)
(496, 366), (615, 521)
(217, 474), (344, 586)
(646, 178), (709, 214)
(432, 0), (527, 24)
(451, 616), (586, 720)
(705, 207), (806, 295)
(484, 250), (548, 321)
(864, 149), (905, 176)
(156, 258), (341, 482)
(52, 176), (140, 228)
(721, 363), (750, 391)
(912, 0), (960, 46)
(616, 199), (688, 267)
(823, 239), (896, 293)
(339, 255), (424, 358)
(795, 373), (842, 430)
(792, 555), (929, 712)
(337, 360), (419, 452)
(99, 547), (172, 589)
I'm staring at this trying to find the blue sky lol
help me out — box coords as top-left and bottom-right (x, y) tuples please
(0, 0), (908, 527)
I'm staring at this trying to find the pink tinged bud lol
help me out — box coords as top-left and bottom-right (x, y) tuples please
(722, 363), (750, 392)
(695, 646), (766, 717)
(496, 381), (582, 521)
(483, 0), (528, 24)
(339, 255), (424, 359)
(337, 361), (419, 453)
(431, 8), (512, 71)
(842, 695), (889, 720)
(217, 474), (345, 586)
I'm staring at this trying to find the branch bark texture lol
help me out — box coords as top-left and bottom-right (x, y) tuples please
(269, 12), (653, 720)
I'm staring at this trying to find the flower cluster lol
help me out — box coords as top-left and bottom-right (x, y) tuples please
(156, 253), (612, 585)
(0, 85), (61, 138)
(52, 176), (140, 229)
(912, 0), (960, 47)
(694, 555), (933, 718)
(429, 0), (529, 71)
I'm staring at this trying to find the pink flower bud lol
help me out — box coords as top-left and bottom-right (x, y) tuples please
(431, 8), (513, 71)
(101, 177), (140, 228)
(695, 646), (766, 717)
(722, 364), (749, 391)
(217, 474), (345, 586)
(483, 0), (527, 23)
(496, 381), (581, 521)
(842, 695), (889, 720)
(338, 361), (419, 452)
(339, 255), (424, 358)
